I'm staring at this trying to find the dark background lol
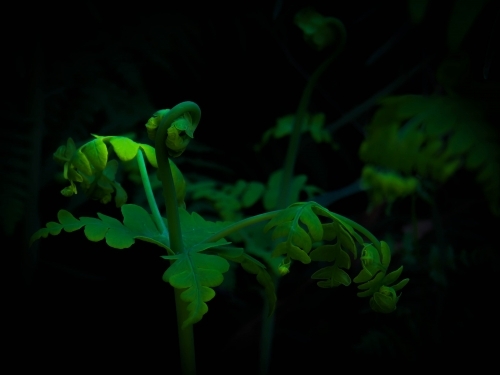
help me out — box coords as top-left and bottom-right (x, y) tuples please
(5, 0), (500, 372)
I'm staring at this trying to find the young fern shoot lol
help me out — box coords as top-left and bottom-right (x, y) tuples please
(31, 101), (409, 375)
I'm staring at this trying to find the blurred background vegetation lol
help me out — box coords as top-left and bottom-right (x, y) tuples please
(5, 0), (499, 372)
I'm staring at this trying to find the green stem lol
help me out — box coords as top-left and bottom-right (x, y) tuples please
(136, 149), (168, 235)
(266, 20), (346, 375)
(277, 20), (346, 210)
(156, 102), (200, 254)
(259, 273), (279, 374)
(155, 101), (201, 375)
(330, 212), (381, 251)
(174, 288), (196, 375)
(202, 211), (280, 244)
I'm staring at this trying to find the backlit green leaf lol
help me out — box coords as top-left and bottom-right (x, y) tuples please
(139, 144), (157, 167)
(82, 138), (108, 172)
(109, 136), (140, 161)
(162, 252), (230, 328)
(71, 150), (92, 176)
(242, 182), (265, 208)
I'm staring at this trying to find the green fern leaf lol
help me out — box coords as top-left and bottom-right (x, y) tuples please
(264, 202), (326, 264)
(138, 144), (158, 167)
(54, 135), (186, 207)
(310, 243), (352, 287)
(294, 8), (340, 51)
(81, 138), (108, 172)
(91, 134), (158, 167)
(242, 181), (265, 208)
(157, 208), (236, 327)
(162, 249), (230, 328)
(361, 94), (500, 214)
(313, 267), (351, 288)
(353, 241), (409, 313)
(177, 208), (231, 247)
(30, 204), (170, 250)
(29, 210), (85, 245)
(263, 170), (310, 211)
(308, 213), (367, 288)
(72, 150), (93, 176)
(264, 202), (368, 265)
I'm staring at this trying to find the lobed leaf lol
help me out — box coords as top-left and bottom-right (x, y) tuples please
(162, 249), (230, 328)
(157, 209), (238, 327)
(361, 94), (499, 215)
(30, 204), (169, 251)
(312, 266), (351, 288)
(352, 241), (409, 312)
(30, 210), (84, 246)
(265, 202), (366, 265)
(310, 242), (351, 287)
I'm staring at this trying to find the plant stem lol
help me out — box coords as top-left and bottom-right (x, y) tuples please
(259, 273), (278, 374)
(155, 102), (201, 375)
(202, 211), (280, 244)
(136, 149), (168, 235)
(263, 19), (346, 375)
(277, 20), (346, 210)
(174, 288), (196, 375)
(330, 212), (381, 251)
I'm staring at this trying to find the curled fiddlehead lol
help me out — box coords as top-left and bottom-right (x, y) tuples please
(145, 102), (201, 159)
(143, 102), (201, 253)
(264, 201), (409, 312)
(294, 7), (346, 52)
(354, 242), (409, 313)
(144, 103), (277, 326)
(53, 134), (186, 207)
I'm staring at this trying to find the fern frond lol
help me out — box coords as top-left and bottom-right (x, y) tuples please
(162, 249), (230, 328)
(353, 242), (409, 313)
(255, 112), (336, 151)
(360, 95), (500, 214)
(54, 135), (186, 207)
(263, 201), (409, 311)
(30, 204), (170, 250)
(264, 202), (365, 264)
(188, 179), (266, 222)
(309, 218), (361, 287)
(158, 209), (237, 327)
(310, 242), (352, 287)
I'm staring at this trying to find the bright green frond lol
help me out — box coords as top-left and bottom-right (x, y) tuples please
(30, 204), (170, 251)
(162, 251), (230, 328)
